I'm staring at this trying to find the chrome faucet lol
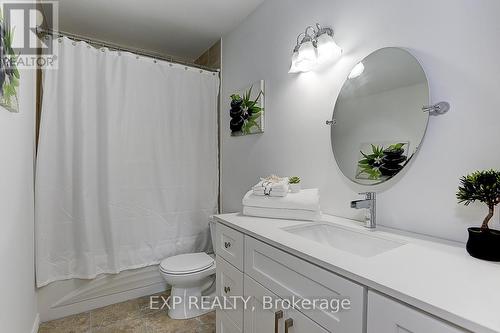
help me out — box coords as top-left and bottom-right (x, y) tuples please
(350, 192), (376, 229)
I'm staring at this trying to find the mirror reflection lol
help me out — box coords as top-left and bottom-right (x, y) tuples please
(331, 47), (429, 185)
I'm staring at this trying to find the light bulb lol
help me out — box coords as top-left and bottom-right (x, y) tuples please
(316, 33), (342, 63)
(348, 62), (364, 79)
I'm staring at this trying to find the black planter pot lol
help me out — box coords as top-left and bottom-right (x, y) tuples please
(466, 227), (500, 261)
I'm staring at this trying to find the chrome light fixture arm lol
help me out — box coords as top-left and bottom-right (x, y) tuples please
(314, 23), (334, 39)
(292, 32), (305, 53)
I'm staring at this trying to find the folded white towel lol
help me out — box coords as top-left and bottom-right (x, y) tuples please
(242, 188), (320, 212)
(252, 177), (289, 197)
(243, 206), (320, 221)
(253, 187), (288, 197)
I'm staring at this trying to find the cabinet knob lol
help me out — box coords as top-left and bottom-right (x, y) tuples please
(224, 286), (231, 294)
(285, 318), (294, 333)
(224, 241), (231, 249)
(274, 310), (283, 333)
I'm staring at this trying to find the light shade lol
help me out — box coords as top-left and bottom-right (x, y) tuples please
(294, 40), (317, 72)
(288, 50), (300, 73)
(348, 62), (364, 79)
(316, 33), (342, 63)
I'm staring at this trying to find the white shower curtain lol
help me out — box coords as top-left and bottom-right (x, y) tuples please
(35, 37), (219, 287)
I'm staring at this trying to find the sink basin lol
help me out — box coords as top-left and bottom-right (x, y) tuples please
(283, 223), (405, 257)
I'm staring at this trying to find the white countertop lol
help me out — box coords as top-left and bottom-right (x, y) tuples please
(214, 213), (500, 333)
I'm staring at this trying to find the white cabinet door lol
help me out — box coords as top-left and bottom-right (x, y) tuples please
(216, 256), (244, 329)
(367, 291), (466, 333)
(244, 274), (329, 333)
(216, 309), (242, 333)
(244, 274), (282, 333)
(245, 236), (365, 332)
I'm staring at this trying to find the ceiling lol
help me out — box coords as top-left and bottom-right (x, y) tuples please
(53, 0), (265, 60)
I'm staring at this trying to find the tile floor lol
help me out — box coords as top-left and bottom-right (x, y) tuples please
(38, 291), (215, 333)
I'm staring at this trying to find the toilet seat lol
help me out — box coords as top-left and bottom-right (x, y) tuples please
(159, 252), (214, 275)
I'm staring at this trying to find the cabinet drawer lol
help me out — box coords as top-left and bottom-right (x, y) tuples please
(216, 256), (244, 329)
(244, 274), (328, 333)
(216, 309), (242, 333)
(216, 222), (244, 270)
(367, 291), (466, 333)
(245, 236), (365, 333)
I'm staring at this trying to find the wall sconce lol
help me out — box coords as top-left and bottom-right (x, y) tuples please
(289, 23), (342, 73)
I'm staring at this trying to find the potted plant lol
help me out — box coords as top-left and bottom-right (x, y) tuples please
(289, 176), (301, 193)
(456, 169), (500, 261)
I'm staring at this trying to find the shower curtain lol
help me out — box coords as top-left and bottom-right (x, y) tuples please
(35, 37), (219, 287)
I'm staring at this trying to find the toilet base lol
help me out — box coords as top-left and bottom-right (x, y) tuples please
(167, 277), (216, 320)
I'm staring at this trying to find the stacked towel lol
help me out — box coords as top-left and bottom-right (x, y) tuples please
(242, 188), (321, 221)
(252, 176), (289, 197)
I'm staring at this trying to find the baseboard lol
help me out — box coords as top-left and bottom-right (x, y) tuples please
(30, 313), (40, 333)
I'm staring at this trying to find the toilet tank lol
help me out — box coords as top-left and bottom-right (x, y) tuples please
(208, 216), (217, 254)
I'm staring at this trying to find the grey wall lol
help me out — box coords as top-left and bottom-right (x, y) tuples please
(0, 69), (38, 331)
(220, 0), (500, 242)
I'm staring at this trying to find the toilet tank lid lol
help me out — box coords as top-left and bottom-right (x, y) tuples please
(159, 252), (214, 274)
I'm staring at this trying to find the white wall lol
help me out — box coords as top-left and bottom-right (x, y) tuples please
(221, 0), (500, 242)
(0, 68), (38, 331)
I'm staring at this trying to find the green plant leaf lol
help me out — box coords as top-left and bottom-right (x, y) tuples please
(230, 94), (241, 101)
(456, 169), (500, 229)
(248, 112), (261, 121)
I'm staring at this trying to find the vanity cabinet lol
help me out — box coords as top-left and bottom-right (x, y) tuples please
(215, 221), (469, 333)
(367, 291), (466, 333)
(216, 222), (364, 333)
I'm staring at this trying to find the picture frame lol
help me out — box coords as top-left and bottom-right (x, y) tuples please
(229, 80), (264, 136)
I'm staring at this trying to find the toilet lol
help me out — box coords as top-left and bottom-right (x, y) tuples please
(159, 218), (217, 319)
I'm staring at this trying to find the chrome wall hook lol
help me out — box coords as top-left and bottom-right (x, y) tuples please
(422, 101), (450, 115)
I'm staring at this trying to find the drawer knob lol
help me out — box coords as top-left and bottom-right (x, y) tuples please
(224, 286), (231, 294)
(224, 241), (231, 249)
(285, 318), (294, 333)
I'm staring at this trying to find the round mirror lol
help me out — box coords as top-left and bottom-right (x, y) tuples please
(331, 47), (429, 185)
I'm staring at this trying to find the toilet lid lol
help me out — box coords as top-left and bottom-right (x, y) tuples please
(159, 252), (214, 274)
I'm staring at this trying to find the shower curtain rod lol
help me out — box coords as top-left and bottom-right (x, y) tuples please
(36, 27), (221, 73)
